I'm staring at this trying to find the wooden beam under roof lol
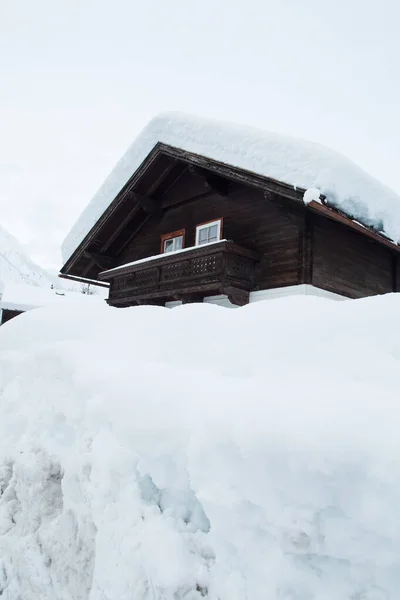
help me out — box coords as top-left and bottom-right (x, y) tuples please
(188, 164), (229, 197)
(157, 161), (188, 200)
(83, 251), (115, 271)
(58, 273), (110, 288)
(110, 213), (151, 257)
(145, 156), (178, 196)
(128, 191), (162, 216)
(101, 203), (142, 253)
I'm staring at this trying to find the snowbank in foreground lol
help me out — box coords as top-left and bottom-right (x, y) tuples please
(1, 295), (400, 599)
(62, 112), (400, 263)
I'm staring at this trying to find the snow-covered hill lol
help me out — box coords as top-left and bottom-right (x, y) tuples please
(0, 223), (58, 287)
(0, 295), (400, 599)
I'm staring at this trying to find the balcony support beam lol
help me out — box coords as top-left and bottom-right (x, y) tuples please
(223, 286), (250, 307)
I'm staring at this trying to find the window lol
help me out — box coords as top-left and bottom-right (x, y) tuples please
(195, 219), (222, 246)
(160, 229), (185, 254)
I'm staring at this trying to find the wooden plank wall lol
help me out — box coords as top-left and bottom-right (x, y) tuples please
(119, 183), (302, 291)
(394, 255), (400, 292)
(311, 214), (394, 298)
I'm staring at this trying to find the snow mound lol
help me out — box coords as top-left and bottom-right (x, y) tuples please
(62, 112), (400, 263)
(303, 187), (321, 204)
(1, 295), (400, 599)
(0, 282), (104, 313)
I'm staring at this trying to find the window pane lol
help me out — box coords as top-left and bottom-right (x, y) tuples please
(164, 235), (184, 253)
(164, 239), (174, 252)
(209, 224), (218, 238)
(199, 228), (209, 244)
(196, 221), (221, 246)
(174, 236), (183, 250)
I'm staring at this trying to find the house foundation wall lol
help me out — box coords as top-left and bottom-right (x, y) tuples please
(164, 285), (346, 308)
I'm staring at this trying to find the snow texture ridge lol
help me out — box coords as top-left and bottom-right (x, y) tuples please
(1, 294), (400, 598)
(62, 112), (400, 263)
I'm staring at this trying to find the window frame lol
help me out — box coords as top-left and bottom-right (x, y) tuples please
(160, 229), (186, 254)
(195, 218), (223, 246)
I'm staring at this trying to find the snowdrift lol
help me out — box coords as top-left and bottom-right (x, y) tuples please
(0, 282), (104, 314)
(1, 295), (400, 599)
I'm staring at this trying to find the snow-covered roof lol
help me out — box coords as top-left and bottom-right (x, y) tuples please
(0, 283), (100, 313)
(62, 112), (400, 264)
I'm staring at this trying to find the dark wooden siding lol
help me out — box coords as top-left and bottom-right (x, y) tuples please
(119, 185), (303, 291)
(311, 214), (394, 298)
(394, 255), (400, 292)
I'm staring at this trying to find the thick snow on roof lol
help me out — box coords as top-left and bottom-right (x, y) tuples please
(0, 283), (102, 313)
(62, 112), (400, 263)
(1, 295), (400, 598)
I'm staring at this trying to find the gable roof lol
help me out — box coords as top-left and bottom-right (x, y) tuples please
(61, 112), (400, 269)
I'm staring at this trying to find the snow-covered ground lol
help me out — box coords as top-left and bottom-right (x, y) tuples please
(0, 294), (400, 599)
(0, 282), (106, 314)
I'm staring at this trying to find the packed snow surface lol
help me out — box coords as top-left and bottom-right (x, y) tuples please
(62, 112), (400, 263)
(1, 294), (400, 599)
(0, 282), (104, 313)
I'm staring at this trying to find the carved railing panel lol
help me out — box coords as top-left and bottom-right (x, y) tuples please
(104, 241), (258, 305)
(225, 254), (254, 281)
(161, 260), (192, 282)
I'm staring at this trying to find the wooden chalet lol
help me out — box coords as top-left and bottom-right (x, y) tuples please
(60, 114), (400, 308)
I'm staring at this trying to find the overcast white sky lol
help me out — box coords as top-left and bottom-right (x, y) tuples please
(1, 0), (399, 270)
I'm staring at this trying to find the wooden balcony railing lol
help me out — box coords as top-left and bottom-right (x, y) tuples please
(100, 241), (259, 306)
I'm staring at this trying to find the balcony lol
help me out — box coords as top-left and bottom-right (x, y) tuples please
(100, 240), (259, 307)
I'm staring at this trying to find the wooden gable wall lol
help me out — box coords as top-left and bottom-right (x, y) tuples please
(118, 182), (303, 292)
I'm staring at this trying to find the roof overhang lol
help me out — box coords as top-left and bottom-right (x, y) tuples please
(307, 200), (400, 252)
